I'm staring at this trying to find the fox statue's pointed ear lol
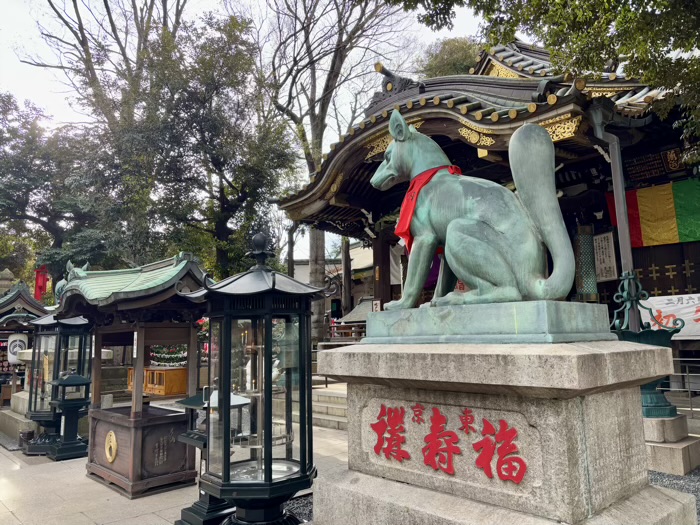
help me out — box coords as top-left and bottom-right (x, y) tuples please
(389, 110), (410, 142)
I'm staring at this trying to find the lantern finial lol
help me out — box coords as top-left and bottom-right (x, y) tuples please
(247, 233), (275, 269)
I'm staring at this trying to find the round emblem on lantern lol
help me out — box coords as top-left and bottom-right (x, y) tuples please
(105, 431), (118, 463)
(7, 334), (27, 365)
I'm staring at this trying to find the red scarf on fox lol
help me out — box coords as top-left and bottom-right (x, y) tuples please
(395, 165), (462, 253)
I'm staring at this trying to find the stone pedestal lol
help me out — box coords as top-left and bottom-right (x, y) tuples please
(314, 302), (697, 525)
(644, 415), (700, 475)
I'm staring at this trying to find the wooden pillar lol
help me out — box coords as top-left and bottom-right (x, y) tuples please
(131, 324), (145, 419)
(373, 229), (392, 308)
(187, 324), (198, 397)
(341, 236), (352, 315)
(91, 330), (103, 408)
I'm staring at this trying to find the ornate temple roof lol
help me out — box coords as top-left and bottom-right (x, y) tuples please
(0, 282), (47, 321)
(58, 252), (208, 313)
(278, 41), (667, 240)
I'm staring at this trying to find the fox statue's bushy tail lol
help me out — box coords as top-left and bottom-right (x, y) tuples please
(509, 124), (575, 300)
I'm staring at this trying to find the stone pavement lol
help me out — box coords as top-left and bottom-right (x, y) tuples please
(0, 426), (348, 525)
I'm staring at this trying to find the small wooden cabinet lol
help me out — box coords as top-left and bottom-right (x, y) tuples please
(127, 367), (187, 396)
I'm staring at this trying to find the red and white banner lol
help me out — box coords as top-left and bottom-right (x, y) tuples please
(639, 294), (700, 340)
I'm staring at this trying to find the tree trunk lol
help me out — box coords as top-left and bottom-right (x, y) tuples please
(341, 236), (352, 316)
(215, 218), (231, 278)
(309, 227), (326, 343)
(287, 222), (298, 277)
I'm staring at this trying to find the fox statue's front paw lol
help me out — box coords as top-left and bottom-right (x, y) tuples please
(383, 299), (412, 310)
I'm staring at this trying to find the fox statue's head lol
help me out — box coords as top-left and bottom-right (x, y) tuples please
(370, 110), (451, 191)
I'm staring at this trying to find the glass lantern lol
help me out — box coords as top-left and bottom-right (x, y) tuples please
(25, 314), (92, 456)
(180, 233), (323, 525)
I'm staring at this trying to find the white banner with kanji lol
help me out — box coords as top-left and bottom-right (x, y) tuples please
(639, 294), (700, 340)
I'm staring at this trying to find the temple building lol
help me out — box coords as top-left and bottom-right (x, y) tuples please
(279, 41), (700, 339)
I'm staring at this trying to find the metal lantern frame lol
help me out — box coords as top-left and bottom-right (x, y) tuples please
(180, 234), (323, 525)
(48, 370), (91, 460)
(25, 314), (92, 455)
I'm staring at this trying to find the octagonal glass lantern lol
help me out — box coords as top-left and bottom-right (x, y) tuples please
(180, 234), (324, 525)
(25, 314), (92, 455)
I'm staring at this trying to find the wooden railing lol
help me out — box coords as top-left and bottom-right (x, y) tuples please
(329, 322), (367, 341)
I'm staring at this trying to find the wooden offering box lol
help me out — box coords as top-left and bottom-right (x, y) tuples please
(87, 405), (196, 498)
(128, 367), (188, 396)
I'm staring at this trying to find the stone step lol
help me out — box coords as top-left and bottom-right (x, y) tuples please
(311, 401), (347, 418)
(291, 411), (348, 431)
(101, 367), (128, 380)
(102, 389), (132, 402)
(272, 399), (347, 419)
(311, 391), (347, 405)
(100, 379), (128, 389)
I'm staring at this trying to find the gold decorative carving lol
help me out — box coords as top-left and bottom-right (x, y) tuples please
(537, 113), (583, 142)
(105, 431), (118, 463)
(458, 127), (495, 146)
(323, 173), (345, 200)
(588, 87), (630, 98)
(589, 90), (618, 98)
(363, 119), (423, 160)
(456, 117), (492, 134)
(486, 62), (520, 79)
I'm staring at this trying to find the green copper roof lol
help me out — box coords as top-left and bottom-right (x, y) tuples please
(60, 252), (206, 307)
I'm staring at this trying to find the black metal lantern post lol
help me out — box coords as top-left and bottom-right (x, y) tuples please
(180, 234), (324, 525)
(25, 314), (92, 456)
(48, 370), (91, 460)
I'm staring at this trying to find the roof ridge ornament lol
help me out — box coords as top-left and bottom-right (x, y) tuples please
(246, 233), (275, 270)
(366, 63), (425, 116)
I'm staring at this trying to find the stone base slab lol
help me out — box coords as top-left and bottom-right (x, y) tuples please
(319, 340), (672, 399)
(10, 391), (29, 415)
(647, 437), (700, 475)
(644, 415), (688, 443)
(313, 468), (697, 525)
(363, 301), (617, 344)
(347, 383), (648, 524)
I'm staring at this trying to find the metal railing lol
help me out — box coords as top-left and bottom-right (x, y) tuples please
(657, 358), (700, 419)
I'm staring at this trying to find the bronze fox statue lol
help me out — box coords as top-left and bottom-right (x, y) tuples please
(370, 110), (575, 309)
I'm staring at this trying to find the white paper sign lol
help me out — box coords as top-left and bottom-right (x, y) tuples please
(639, 294), (700, 339)
(593, 232), (618, 283)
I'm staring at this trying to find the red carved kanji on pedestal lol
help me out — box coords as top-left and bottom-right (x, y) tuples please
(473, 418), (528, 484)
(422, 407), (462, 475)
(458, 408), (476, 435)
(371, 404), (411, 462)
(411, 403), (425, 424)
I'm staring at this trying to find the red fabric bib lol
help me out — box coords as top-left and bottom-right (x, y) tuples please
(394, 165), (462, 253)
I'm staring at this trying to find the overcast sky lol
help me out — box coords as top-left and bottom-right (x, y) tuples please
(0, 0), (481, 258)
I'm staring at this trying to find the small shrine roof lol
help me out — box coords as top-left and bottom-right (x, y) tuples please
(0, 282), (47, 319)
(59, 252), (207, 308)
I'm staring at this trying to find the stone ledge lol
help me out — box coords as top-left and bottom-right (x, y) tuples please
(313, 468), (696, 525)
(319, 340), (672, 399)
(0, 409), (38, 441)
(363, 301), (616, 344)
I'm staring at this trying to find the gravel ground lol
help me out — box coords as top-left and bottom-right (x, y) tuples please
(650, 468), (700, 519)
(285, 494), (313, 522)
